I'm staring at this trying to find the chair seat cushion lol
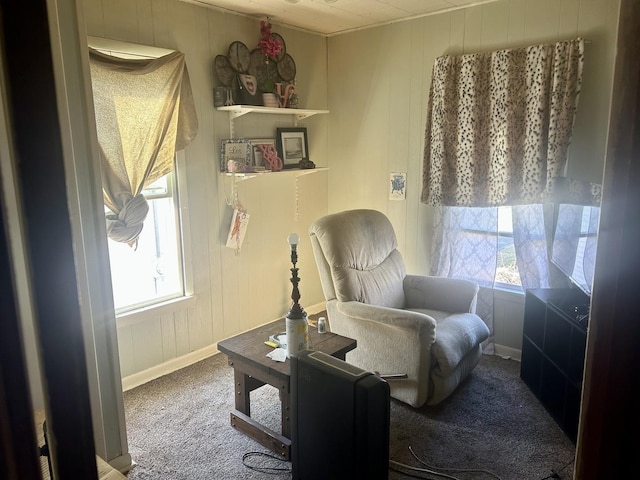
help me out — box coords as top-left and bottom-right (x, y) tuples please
(409, 309), (490, 375)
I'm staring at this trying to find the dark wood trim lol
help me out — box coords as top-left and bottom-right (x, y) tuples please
(0, 175), (41, 480)
(0, 0), (98, 478)
(575, 0), (640, 477)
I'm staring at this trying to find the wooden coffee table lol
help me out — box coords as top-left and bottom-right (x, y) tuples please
(217, 319), (356, 459)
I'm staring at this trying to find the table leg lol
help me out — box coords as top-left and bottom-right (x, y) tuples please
(229, 364), (292, 459)
(279, 379), (291, 438)
(234, 369), (251, 416)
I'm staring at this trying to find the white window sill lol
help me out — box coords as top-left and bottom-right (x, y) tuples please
(116, 295), (197, 328)
(493, 284), (524, 296)
(492, 286), (525, 307)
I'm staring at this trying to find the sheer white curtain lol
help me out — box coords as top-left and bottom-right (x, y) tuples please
(431, 207), (498, 352)
(431, 204), (565, 351)
(512, 204), (564, 289)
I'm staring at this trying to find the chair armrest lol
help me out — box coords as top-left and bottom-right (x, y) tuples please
(403, 275), (479, 313)
(330, 300), (437, 407)
(336, 301), (437, 334)
(333, 301), (436, 372)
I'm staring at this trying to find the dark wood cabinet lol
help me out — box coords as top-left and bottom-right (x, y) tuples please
(520, 288), (589, 443)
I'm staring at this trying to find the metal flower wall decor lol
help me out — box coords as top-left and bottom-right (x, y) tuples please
(213, 19), (298, 108)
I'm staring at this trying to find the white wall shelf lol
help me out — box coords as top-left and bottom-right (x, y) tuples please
(217, 105), (329, 137)
(223, 167), (328, 182)
(218, 105), (328, 121)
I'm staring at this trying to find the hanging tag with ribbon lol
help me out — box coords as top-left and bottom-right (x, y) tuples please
(225, 174), (250, 254)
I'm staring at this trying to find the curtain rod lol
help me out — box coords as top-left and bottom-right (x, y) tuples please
(452, 37), (591, 57)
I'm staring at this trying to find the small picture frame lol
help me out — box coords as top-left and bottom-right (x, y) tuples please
(276, 127), (309, 169)
(248, 138), (276, 168)
(221, 139), (251, 172)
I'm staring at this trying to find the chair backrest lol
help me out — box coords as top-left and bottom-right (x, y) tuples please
(309, 209), (406, 309)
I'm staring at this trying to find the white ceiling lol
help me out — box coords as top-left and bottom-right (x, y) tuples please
(181, 0), (499, 36)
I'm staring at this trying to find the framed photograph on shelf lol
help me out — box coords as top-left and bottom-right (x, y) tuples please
(276, 127), (308, 169)
(220, 139), (251, 172)
(248, 138), (277, 169)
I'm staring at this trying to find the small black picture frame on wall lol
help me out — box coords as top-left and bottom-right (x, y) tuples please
(276, 127), (308, 169)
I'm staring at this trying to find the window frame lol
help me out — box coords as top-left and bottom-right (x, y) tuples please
(89, 36), (193, 317)
(108, 169), (186, 315)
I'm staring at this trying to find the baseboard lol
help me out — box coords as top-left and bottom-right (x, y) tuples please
(121, 303), (327, 391)
(102, 453), (132, 476)
(304, 302), (326, 315)
(494, 344), (521, 361)
(122, 345), (219, 391)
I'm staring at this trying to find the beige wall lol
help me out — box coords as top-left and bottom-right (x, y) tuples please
(82, 0), (329, 382)
(327, 0), (620, 277)
(327, 0), (620, 354)
(81, 0), (620, 380)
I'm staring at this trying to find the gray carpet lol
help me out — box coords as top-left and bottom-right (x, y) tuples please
(124, 353), (575, 480)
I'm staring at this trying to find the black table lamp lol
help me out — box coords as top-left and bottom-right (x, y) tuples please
(286, 233), (308, 356)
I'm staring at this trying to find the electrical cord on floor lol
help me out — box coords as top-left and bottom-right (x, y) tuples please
(389, 446), (504, 480)
(241, 451), (292, 475)
(389, 460), (428, 480)
(390, 460), (461, 479)
(538, 457), (574, 480)
(411, 446), (504, 479)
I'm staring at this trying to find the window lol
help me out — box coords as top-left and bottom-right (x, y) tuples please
(432, 204), (561, 294)
(495, 206), (521, 289)
(433, 204), (555, 293)
(89, 38), (192, 314)
(450, 206), (522, 289)
(107, 172), (184, 312)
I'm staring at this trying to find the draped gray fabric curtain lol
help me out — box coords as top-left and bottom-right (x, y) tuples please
(422, 38), (584, 207)
(89, 48), (198, 245)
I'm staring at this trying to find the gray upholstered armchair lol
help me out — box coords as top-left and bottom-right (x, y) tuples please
(308, 209), (490, 407)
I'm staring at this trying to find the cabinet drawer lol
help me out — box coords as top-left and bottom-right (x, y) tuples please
(540, 358), (566, 425)
(523, 291), (546, 347)
(520, 338), (542, 396)
(543, 308), (571, 372)
(564, 383), (581, 443)
(567, 328), (587, 386)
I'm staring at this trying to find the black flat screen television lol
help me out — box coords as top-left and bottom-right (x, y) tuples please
(550, 203), (600, 297)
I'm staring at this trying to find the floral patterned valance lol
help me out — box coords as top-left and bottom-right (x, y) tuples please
(421, 38), (585, 207)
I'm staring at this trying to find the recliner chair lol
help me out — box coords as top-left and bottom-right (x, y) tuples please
(309, 209), (490, 407)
